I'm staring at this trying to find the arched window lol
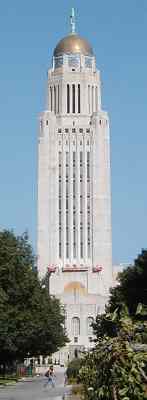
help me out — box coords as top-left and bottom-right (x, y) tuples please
(72, 317), (80, 336)
(87, 317), (94, 335)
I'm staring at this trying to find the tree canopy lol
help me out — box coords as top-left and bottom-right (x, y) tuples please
(0, 230), (68, 365)
(80, 307), (147, 400)
(79, 250), (147, 399)
(108, 249), (147, 315)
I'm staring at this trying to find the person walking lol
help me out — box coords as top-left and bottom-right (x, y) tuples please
(49, 365), (56, 387)
(64, 371), (68, 386)
(44, 365), (56, 388)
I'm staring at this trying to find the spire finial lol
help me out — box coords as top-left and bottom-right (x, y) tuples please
(70, 8), (76, 34)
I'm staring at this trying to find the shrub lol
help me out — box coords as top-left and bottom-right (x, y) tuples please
(79, 308), (147, 400)
(66, 358), (82, 382)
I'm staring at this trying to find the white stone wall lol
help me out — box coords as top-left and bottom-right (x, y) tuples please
(37, 111), (59, 277)
(92, 112), (112, 293)
(37, 49), (112, 354)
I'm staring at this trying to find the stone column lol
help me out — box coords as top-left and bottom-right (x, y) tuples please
(52, 85), (55, 114)
(92, 115), (112, 292)
(98, 82), (102, 111)
(82, 81), (88, 115)
(62, 82), (66, 114)
(93, 86), (96, 113)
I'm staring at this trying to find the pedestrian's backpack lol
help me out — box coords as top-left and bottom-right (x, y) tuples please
(45, 370), (49, 377)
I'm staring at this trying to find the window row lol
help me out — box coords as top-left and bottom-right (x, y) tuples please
(54, 55), (93, 70)
(40, 119), (107, 130)
(58, 128), (90, 133)
(58, 151), (91, 260)
(66, 152), (69, 258)
(48, 84), (99, 115)
(58, 140), (90, 147)
(67, 84), (80, 114)
(71, 316), (94, 336)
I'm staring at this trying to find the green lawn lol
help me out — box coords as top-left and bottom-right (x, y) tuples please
(0, 377), (18, 385)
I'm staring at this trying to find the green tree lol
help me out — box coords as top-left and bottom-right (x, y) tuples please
(80, 248), (147, 399)
(92, 312), (118, 340)
(108, 250), (147, 315)
(0, 230), (68, 366)
(80, 309), (147, 400)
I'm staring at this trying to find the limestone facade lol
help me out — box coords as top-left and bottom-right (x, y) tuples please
(37, 21), (112, 361)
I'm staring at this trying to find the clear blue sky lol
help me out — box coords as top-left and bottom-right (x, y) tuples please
(0, 0), (147, 266)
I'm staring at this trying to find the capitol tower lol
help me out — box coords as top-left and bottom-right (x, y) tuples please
(37, 10), (112, 361)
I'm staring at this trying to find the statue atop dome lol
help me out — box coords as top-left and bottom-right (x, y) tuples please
(53, 8), (93, 57)
(70, 8), (76, 34)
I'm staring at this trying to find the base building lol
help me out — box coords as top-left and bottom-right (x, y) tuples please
(37, 10), (112, 362)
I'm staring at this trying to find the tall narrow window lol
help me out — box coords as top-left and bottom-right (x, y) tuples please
(78, 84), (80, 113)
(95, 86), (98, 112)
(59, 152), (62, 258)
(80, 151), (83, 259)
(67, 84), (70, 113)
(66, 152), (69, 259)
(58, 84), (60, 113)
(87, 152), (91, 258)
(92, 86), (94, 113)
(72, 317), (80, 336)
(88, 85), (90, 114)
(54, 86), (56, 114)
(72, 84), (75, 113)
(50, 87), (53, 111)
(73, 152), (76, 258)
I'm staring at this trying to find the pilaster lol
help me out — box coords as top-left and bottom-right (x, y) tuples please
(69, 137), (73, 263)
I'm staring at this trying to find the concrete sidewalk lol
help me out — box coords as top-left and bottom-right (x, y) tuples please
(0, 367), (72, 400)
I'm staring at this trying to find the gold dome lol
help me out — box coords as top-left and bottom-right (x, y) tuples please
(53, 34), (93, 57)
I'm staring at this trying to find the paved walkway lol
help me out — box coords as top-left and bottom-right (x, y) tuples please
(0, 367), (72, 400)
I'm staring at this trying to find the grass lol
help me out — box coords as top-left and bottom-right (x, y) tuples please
(0, 379), (17, 386)
(0, 375), (18, 386)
